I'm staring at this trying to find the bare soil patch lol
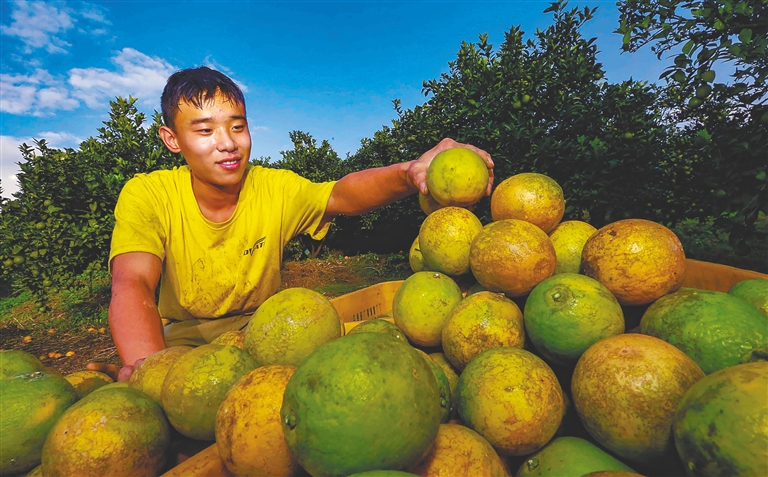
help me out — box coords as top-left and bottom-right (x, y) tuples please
(0, 255), (409, 375)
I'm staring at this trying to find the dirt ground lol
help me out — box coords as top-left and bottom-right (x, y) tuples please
(1, 256), (406, 376)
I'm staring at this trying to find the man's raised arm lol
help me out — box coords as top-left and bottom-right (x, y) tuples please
(88, 252), (166, 381)
(324, 138), (493, 219)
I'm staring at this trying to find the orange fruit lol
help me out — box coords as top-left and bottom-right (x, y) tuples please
(469, 219), (556, 297)
(728, 278), (768, 316)
(490, 173), (565, 232)
(210, 329), (245, 349)
(244, 287), (343, 367)
(418, 192), (445, 215)
(571, 334), (704, 466)
(548, 220), (597, 274)
(128, 346), (193, 403)
(63, 370), (114, 398)
(0, 349), (46, 379)
(407, 423), (507, 477)
(426, 147), (489, 207)
(515, 437), (636, 477)
(409, 236), (425, 273)
(441, 291), (525, 371)
(281, 333), (441, 476)
(581, 219), (686, 306)
(215, 365), (299, 477)
(42, 386), (170, 477)
(524, 273), (624, 366)
(392, 271), (463, 347)
(161, 344), (257, 440)
(456, 347), (565, 456)
(419, 207), (483, 276)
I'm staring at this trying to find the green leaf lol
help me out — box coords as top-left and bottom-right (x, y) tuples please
(739, 28), (753, 44)
(682, 40), (695, 55)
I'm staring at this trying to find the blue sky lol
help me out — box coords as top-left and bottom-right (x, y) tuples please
(0, 0), (667, 199)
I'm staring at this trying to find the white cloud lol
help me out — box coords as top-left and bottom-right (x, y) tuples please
(0, 0), (74, 54)
(69, 48), (177, 109)
(0, 132), (83, 199)
(0, 0), (111, 54)
(0, 69), (78, 115)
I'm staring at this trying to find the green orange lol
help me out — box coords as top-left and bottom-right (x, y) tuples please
(456, 347), (565, 456)
(244, 287), (342, 367)
(515, 436), (635, 477)
(63, 370), (113, 399)
(640, 288), (768, 374)
(548, 220), (597, 274)
(673, 362), (768, 476)
(160, 343), (257, 440)
(409, 236), (426, 273)
(128, 346), (193, 403)
(728, 278), (768, 316)
(347, 318), (409, 343)
(524, 273), (624, 365)
(0, 372), (79, 475)
(393, 271), (463, 347)
(281, 333), (441, 477)
(0, 349), (46, 379)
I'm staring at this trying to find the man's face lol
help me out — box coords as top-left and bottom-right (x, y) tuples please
(159, 90), (251, 193)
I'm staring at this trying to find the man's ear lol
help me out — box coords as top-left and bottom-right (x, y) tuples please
(158, 125), (181, 153)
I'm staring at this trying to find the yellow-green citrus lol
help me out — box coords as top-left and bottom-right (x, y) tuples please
(490, 173), (565, 233)
(128, 346), (193, 403)
(419, 207), (483, 276)
(393, 271), (463, 347)
(548, 220), (597, 274)
(426, 147), (489, 207)
(409, 236), (425, 273)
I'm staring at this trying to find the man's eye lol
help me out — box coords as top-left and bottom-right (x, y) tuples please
(197, 128), (212, 134)
(233, 125), (245, 131)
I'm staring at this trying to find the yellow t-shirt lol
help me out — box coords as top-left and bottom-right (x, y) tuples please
(110, 165), (336, 338)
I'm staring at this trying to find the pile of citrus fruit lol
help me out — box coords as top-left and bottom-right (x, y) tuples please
(2, 147), (767, 477)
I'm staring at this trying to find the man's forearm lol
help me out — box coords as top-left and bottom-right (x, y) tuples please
(108, 281), (166, 366)
(327, 162), (416, 216)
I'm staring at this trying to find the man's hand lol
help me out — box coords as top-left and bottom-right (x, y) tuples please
(86, 358), (145, 382)
(407, 138), (494, 196)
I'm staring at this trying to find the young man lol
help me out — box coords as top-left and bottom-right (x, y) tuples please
(89, 66), (493, 381)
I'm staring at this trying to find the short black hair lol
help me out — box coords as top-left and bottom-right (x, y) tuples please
(161, 66), (246, 130)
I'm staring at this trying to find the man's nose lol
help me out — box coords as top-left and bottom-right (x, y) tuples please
(216, 129), (237, 151)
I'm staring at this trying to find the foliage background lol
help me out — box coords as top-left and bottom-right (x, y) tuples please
(1, 1), (766, 308)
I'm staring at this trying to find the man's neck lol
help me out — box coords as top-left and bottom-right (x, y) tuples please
(191, 174), (243, 223)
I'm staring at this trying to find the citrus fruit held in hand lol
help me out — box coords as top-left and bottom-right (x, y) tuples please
(0, 349), (47, 379)
(581, 219), (686, 305)
(490, 173), (565, 233)
(409, 236), (425, 273)
(469, 219), (556, 297)
(426, 147), (489, 207)
(0, 372), (79, 475)
(211, 329), (246, 349)
(244, 287), (342, 367)
(419, 192), (445, 215)
(515, 436), (636, 477)
(347, 318), (409, 343)
(548, 220), (597, 274)
(41, 386), (170, 477)
(571, 334), (704, 466)
(393, 271), (463, 347)
(728, 278), (768, 316)
(63, 370), (114, 398)
(215, 364), (300, 477)
(524, 273), (624, 366)
(456, 347), (565, 456)
(408, 423), (507, 477)
(673, 362), (768, 477)
(161, 343), (257, 440)
(441, 291), (525, 371)
(639, 288), (768, 374)
(419, 207), (483, 276)
(128, 346), (192, 403)
(280, 333), (441, 477)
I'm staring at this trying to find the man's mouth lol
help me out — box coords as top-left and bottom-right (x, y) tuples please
(218, 158), (241, 169)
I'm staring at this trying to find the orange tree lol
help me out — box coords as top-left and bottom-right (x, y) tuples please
(617, 0), (767, 253)
(0, 97), (183, 307)
(326, 1), (690, 254)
